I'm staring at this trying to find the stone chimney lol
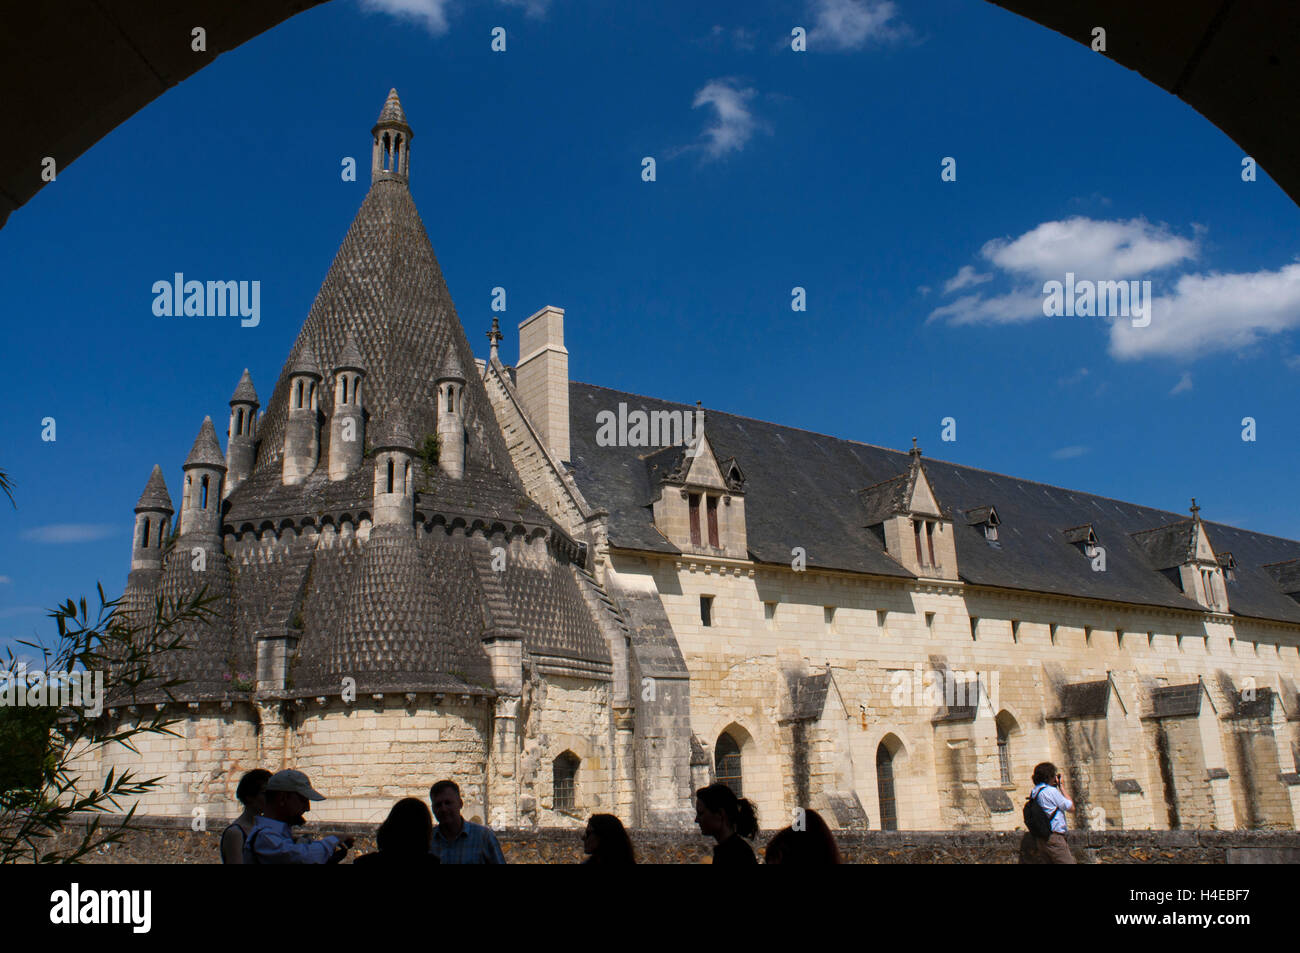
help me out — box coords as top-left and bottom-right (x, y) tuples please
(516, 306), (569, 463)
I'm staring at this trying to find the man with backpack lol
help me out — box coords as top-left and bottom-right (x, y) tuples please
(1024, 762), (1076, 864)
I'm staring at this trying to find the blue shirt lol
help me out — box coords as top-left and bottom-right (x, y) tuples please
(429, 820), (505, 864)
(1031, 783), (1073, 834)
(245, 816), (342, 864)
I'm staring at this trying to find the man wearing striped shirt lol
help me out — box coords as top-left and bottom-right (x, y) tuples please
(428, 779), (506, 864)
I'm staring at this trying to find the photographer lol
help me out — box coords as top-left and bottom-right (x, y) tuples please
(1029, 762), (1076, 865)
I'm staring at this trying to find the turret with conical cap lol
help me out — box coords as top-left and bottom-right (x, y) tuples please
(283, 343), (322, 485)
(180, 417), (226, 538)
(436, 348), (467, 480)
(329, 335), (366, 481)
(372, 406), (416, 528)
(372, 88), (413, 185)
(225, 369), (259, 495)
(132, 464), (173, 571)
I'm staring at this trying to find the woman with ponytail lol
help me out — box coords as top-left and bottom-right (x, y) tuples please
(695, 783), (758, 865)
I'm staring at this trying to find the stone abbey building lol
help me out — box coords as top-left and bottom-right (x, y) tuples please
(74, 92), (1300, 832)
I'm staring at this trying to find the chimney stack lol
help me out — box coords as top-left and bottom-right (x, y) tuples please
(516, 306), (569, 464)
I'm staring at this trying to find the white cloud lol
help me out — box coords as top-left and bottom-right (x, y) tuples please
(1109, 263), (1300, 361)
(926, 289), (1044, 326)
(0, 575), (10, 584)
(20, 524), (116, 544)
(943, 265), (992, 294)
(1169, 372), (1193, 395)
(691, 80), (761, 159)
(358, 0), (454, 34)
(807, 0), (903, 50)
(981, 217), (1196, 281)
(1050, 445), (1089, 460)
(358, 0), (551, 35)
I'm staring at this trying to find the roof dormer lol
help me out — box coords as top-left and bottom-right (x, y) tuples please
(858, 440), (957, 579)
(964, 505), (1001, 546)
(1130, 500), (1229, 611)
(648, 409), (748, 559)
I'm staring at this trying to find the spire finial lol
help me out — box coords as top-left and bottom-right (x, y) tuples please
(487, 316), (503, 362)
(371, 89), (413, 185)
(910, 436), (922, 460)
(1190, 497), (1200, 519)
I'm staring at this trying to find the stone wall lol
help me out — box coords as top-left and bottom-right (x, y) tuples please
(36, 815), (1300, 864)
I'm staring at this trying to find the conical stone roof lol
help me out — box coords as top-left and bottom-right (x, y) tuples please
(134, 464), (173, 513)
(289, 343), (322, 379)
(230, 368), (259, 406)
(249, 119), (519, 487)
(334, 334), (365, 373)
(375, 88), (410, 129)
(184, 417), (227, 470)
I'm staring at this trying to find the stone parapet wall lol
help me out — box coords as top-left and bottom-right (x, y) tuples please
(36, 815), (1300, 864)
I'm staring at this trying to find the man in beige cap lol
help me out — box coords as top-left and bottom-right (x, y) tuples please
(244, 769), (354, 864)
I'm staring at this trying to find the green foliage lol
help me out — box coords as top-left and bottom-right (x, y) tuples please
(0, 585), (217, 864)
(418, 433), (441, 469)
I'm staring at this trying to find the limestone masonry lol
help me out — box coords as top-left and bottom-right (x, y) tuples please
(70, 91), (1300, 833)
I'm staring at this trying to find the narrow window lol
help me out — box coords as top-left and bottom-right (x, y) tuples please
(342, 376), (349, 405)
(877, 609), (888, 634)
(688, 493), (701, 546)
(926, 611), (936, 638)
(824, 606), (836, 631)
(1011, 620), (1020, 643)
(706, 495), (720, 547)
(715, 733), (743, 796)
(997, 723), (1012, 785)
(552, 752), (579, 812)
(700, 595), (713, 627)
(446, 387), (454, 413)
(913, 519), (924, 565)
(1117, 628), (1125, 650)
(404, 461), (410, 489)
(926, 521), (937, 568)
(969, 616), (978, 641)
(764, 601), (777, 628)
(876, 743), (897, 831)
(1049, 623), (1058, 646)
(387, 458), (394, 493)
(1084, 626), (1093, 647)
(295, 380), (303, 408)
(141, 518), (150, 547)
(200, 475), (209, 509)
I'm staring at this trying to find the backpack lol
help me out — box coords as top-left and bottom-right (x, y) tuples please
(1023, 786), (1060, 839)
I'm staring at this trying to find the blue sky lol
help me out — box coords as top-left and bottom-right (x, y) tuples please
(2, 0), (1298, 652)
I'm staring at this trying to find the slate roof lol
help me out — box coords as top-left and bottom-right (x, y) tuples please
(135, 464), (173, 513)
(334, 335), (365, 373)
(375, 88), (409, 128)
(568, 382), (1300, 625)
(1131, 518), (1198, 570)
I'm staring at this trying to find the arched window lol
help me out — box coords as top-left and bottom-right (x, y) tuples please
(295, 380), (303, 408)
(876, 737), (900, 831)
(386, 458), (394, 493)
(200, 475), (209, 509)
(141, 517), (150, 547)
(715, 732), (743, 796)
(553, 751), (579, 812)
(341, 376), (348, 405)
(404, 460), (410, 488)
(446, 387), (454, 413)
(996, 711), (1019, 786)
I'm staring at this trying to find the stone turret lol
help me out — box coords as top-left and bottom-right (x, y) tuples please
(371, 88), (412, 185)
(225, 369), (259, 496)
(372, 409), (415, 528)
(283, 344), (321, 485)
(131, 464), (173, 571)
(329, 335), (366, 481)
(436, 349), (467, 480)
(180, 417), (226, 538)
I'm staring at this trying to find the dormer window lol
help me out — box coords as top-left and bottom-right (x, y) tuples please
(964, 505), (1000, 546)
(707, 495), (720, 547)
(1063, 523), (1098, 556)
(1218, 553), (1237, 583)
